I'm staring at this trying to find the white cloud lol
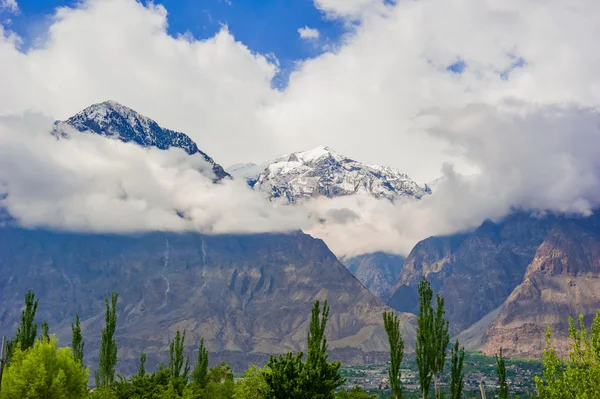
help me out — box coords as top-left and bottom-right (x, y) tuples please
(298, 26), (320, 40)
(1, 0), (600, 257)
(0, 0), (18, 14)
(0, 113), (309, 234)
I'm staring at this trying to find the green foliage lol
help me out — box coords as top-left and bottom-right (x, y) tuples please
(96, 291), (119, 389)
(233, 364), (269, 399)
(383, 311), (404, 399)
(416, 277), (449, 399)
(495, 347), (508, 399)
(335, 386), (378, 399)
(450, 340), (465, 399)
(41, 321), (50, 343)
(169, 330), (190, 381)
(138, 352), (147, 378)
(262, 300), (344, 399)
(7, 290), (39, 361)
(535, 311), (600, 398)
(191, 338), (209, 389)
(0, 336), (88, 398)
(263, 352), (306, 399)
(204, 362), (235, 398)
(72, 313), (85, 366)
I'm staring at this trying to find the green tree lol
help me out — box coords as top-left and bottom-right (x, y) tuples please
(449, 340), (465, 399)
(7, 290), (39, 360)
(495, 347), (508, 399)
(41, 321), (50, 343)
(432, 293), (449, 399)
(383, 311), (404, 399)
(303, 300), (345, 399)
(71, 313), (84, 366)
(416, 277), (449, 399)
(191, 337), (209, 389)
(263, 300), (344, 399)
(335, 387), (378, 398)
(169, 329), (190, 380)
(263, 352), (305, 399)
(0, 336), (88, 398)
(416, 277), (434, 399)
(204, 362), (235, 399)
(96, 291), (118, 389)
(138, 352), (147, 378)
(535, 311), (600, 398)
(233, 364), (269, 399)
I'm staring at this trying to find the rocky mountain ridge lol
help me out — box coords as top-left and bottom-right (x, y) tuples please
(227, 146), (431, 203)
(388, 211), (600, 357)
(0, 227), (415, 374)
(53, 100), (230, 181)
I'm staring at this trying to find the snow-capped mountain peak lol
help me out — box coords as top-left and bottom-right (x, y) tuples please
(229, 146), (431, 203)
(53, 101), (230, 181)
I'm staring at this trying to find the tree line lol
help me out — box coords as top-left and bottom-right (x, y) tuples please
(1, 276), (599, 398)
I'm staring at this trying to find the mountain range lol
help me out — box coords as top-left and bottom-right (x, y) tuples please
(227, 146), (431, 203)
(2, 100), (599, 372)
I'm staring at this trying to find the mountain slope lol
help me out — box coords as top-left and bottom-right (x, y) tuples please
(53, 101), (229, 181)
(342, 252), (405, 302)
(388, 211), (600, 356)
(479, 219), (600, 356)
(0, 227), (415, 374)
(234, 146), (430, 203)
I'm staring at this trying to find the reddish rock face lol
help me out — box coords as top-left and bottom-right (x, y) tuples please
(388, 211), (600, 357)
(481, 223), (600, 357)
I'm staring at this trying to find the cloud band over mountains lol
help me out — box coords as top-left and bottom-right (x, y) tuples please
(1, 0), (600, 256)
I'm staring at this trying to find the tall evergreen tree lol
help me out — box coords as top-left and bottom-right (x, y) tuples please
(169, 329), (190, 380)
(383, 311), (404, 399)
(263, 300), (344, 399)
(432, 293), (450, 399)
(138, 352), (146, 378)
(450, 340), (465, 399)
(95, 291), (118, 388)
(416, 277), (450, 399)
(7, 290), (39, 360)
(416, 277), (434, 399)
(303, 300), (345, 399)
(41, 321), (50, 343)
(191, 337), (209, 388)
(71, 313), (84, 366)
(495, 347), (508, 399)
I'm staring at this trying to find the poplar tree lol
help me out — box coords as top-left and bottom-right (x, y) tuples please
(263, 300), (344, 399)
(303, 300), (345, 399)
(95, 291), (118, 388)
(450, 340), (465, 399)
(416, 277), (449, 399)
(191, 337), (209, 388)
(169, 329), (190, 380)
(41, 321), (50, 343)
(7, 290), (39, 360)
(432, 293), (450, 399)
(71, 313), (84, 366)
(383, 311), (404, 399)
(138, 352), (146, 378)
(495, 347), (508, 399)
(416, 277), (434, 399)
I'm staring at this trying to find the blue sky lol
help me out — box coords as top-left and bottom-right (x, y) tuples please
(3, 0), (349, 87)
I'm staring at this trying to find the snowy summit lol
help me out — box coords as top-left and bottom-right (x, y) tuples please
(53, 101), (230, 181)
(229, 146), (431, 203)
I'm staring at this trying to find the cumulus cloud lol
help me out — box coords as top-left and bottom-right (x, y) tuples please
(1, 0), (600, 257)
(0, 114), (309, 234)
(306, 104), (600, 256)
(298, 26), (320, 40)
